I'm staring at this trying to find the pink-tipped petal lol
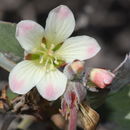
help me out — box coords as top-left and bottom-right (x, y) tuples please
(56, 36), (101, 63)
(16, 20), (44, 51)
(36, 69), (67, 101)
(45, 5), (75, 44)
(9, 60), (45, 94)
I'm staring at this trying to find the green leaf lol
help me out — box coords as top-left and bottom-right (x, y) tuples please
(105, 85), (130, 130)
(86, 89), (109, 109)
(0, 21), (24, 59)
(7, 89), (18, 100)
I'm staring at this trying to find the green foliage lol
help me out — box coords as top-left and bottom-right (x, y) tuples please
(0, 21), (23, 59)
(0, 21), (24, 71)
(7, 89), (18, 100)
(86, 89), (109, 109)
(105, 85), (130, 130)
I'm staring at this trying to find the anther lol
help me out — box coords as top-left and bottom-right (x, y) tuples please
(41, 43), (46, 49)
(54, 60), (59, 65)
(44, 59), (49, 68)
(39, 55), (44, 64)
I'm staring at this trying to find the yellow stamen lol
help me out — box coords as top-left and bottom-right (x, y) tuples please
(39, 55), (44, 64)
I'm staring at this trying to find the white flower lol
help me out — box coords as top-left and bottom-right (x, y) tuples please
(9, 5), (101, 101)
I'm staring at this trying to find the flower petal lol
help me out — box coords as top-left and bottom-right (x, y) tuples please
(45, 5), (75, 44)
(9, 60), (45, 94)
(36, 69), (67, 101)
(16, 20), (44, 52)
(56, 36), (101, 63)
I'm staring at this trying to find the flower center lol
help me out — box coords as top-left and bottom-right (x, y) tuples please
(26, 38), (65, 71)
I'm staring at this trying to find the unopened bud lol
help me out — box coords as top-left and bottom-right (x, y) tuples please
(64, 61), (84, 80)
(89, 68), (115, 88)
(70, 61), (84, 73)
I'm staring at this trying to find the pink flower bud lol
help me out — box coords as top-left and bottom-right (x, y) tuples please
(70, 61), (85, 74)
(64, 61), (85, 80)
(89, 68), (115, 88)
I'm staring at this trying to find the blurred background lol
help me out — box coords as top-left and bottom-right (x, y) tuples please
(0, 0), (130, 130)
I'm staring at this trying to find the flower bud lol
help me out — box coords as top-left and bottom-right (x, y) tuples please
(64, 61), (84, 80)
(70, 61), (84, 73)
(89, 68), (115, 88)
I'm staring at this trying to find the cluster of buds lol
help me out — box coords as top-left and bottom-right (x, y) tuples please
(60, 60), (115, 130)
(64, 60), (115, 89)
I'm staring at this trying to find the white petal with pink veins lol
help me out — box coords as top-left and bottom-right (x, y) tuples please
(16, 20), (44, 52)
(45, 5), (75, 44)
(9, 60), (45, 94)
(56, 36), (101, 63)
(36, 69), (67, 101)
